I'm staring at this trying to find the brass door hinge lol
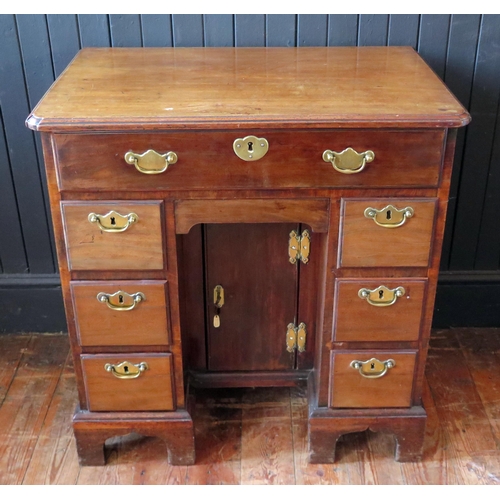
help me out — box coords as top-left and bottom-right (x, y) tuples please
(289, 230), (311, 264)
(286, 322), (307, 353)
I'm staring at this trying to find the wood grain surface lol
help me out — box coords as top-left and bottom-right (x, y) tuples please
(71, 281), (170, 347)
(53, 129), (444, 192)
(26, 47), (470, 131)
(339, 198), (437, 268)
(81, 354), (175, 412)
(333, 278), (427, 342)
(2, 330), (500, 484)
(61, 201), (165, 271)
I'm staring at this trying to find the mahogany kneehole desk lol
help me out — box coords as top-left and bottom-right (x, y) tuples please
(27, 47), (470, 466)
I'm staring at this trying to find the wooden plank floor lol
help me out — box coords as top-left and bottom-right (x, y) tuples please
(1, 329), (500, 484)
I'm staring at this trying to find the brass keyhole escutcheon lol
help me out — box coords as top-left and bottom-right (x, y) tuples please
(213, 285), (224, 328)
(350, 358), (395, 379)
(233, 135), (269, 161)
(358, 285), (405, 307)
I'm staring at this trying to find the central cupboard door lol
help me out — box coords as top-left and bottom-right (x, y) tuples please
(205, 223), (299, 371)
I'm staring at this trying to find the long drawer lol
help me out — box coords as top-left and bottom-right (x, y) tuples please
(53, 129), (444, 191)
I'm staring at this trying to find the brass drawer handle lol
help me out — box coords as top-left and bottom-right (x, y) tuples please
(88, 210), (138, 232)
(97, 291), (145, 311)
(233, 135), (269, 161)
(322, 147), (374, 174)
(364, 205), (414, 228)
(350, 358), (395, 379)
(104, 361), (149, 379)
(358, 285), (405, 307)
(124, 149), (178, 174)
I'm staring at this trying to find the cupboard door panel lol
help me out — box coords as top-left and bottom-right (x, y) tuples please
(206, 223), (298, 371)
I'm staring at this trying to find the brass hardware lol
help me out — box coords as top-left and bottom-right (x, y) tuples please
(297, 322), (307, 353)
(213, 285), (224, 328)
(286, 322), (307, 353)
(350, 358), (395, 379)
(104, 360), (149, 379)
(358, 285), (405, 307)
(124, 149), (178, 174)
(322, 147), (375, 174)
(364, 205), (414, 228)
(233, 135), (269, 161)
(286, 323), (297, 353)
(289, 230), (311, 264)
(97, 290), (145, 311)
(88, 210), (138, 232)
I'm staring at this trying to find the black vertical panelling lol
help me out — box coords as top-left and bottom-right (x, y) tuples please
(78, 14), (111, 47)
(450, 15), (500, 270)
(387, 15), (420, 49)
(266, 14), (296, 47)
(16, 14), (57, 269)
(418, 15), (451, 79)
(235, 15), (265, 47)
(204, 15), (233, 47)
(109, 14), (142, 47)
(358, 15), (389, 46)
(473, 16), (500, 269)
(328, 15), (358, 46)
(172, 15), (204, 47)
(46, 15), (81, 77)
(0, 15), (54, 274)
(297, 15), (328, 46)
(141, 15), (173, 47)
(0, 107), (28, 273)
(440, 15), (481, 270)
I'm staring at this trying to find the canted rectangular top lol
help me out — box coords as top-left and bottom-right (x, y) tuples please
(26, 47), (470, 132)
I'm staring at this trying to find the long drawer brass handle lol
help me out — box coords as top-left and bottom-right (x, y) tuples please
(322, 147), (374, 174)
(88, 210), (138, 232)
(358, 285), (405, 307)
(105, 361), (149, 379)
(350, 358), (395, 379)
(124, 149), (178, 174)
(97, 291), (145, 311)
(364, 205), (414, 228)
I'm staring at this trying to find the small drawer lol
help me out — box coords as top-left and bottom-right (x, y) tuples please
(339, 198), (436, 268)
(329, 351), (416, 408)
(333, 279), (427, 342)
(61, 201), (164, 271)
(53, 129), (444, 192)
(81, 353), (175, 411)
(71, 280), (170, 347)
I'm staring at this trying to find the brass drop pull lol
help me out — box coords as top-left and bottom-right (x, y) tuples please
(124, 149), (178, 174)
(233, 135), (269, 161)
(289, 230), (311, 264)
(322, 147), (375, 174)
(105, 361), (149, 379)
(88, 210), (138, 232)
(364, 205), (414, 228)
(350, 358), (395, 379)
(97, 291), (145, 311)
(358, 286), (405, 307)
(213, 285), (224, 328)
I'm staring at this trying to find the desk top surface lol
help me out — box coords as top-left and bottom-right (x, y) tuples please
(27, 47), (470, 132)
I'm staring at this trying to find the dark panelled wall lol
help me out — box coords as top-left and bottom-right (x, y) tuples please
(1, 14), (499, 331)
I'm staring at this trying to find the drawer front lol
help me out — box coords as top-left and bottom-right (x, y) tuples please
(329, 351), (416, 408)
(71, 281), (170, 347)
(54, 129), (444, 191)
(339, 198), (436, 268)
(82, 354), (175, 411)
(62, 201), (164, 271)
(333, 279), (426, 342)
